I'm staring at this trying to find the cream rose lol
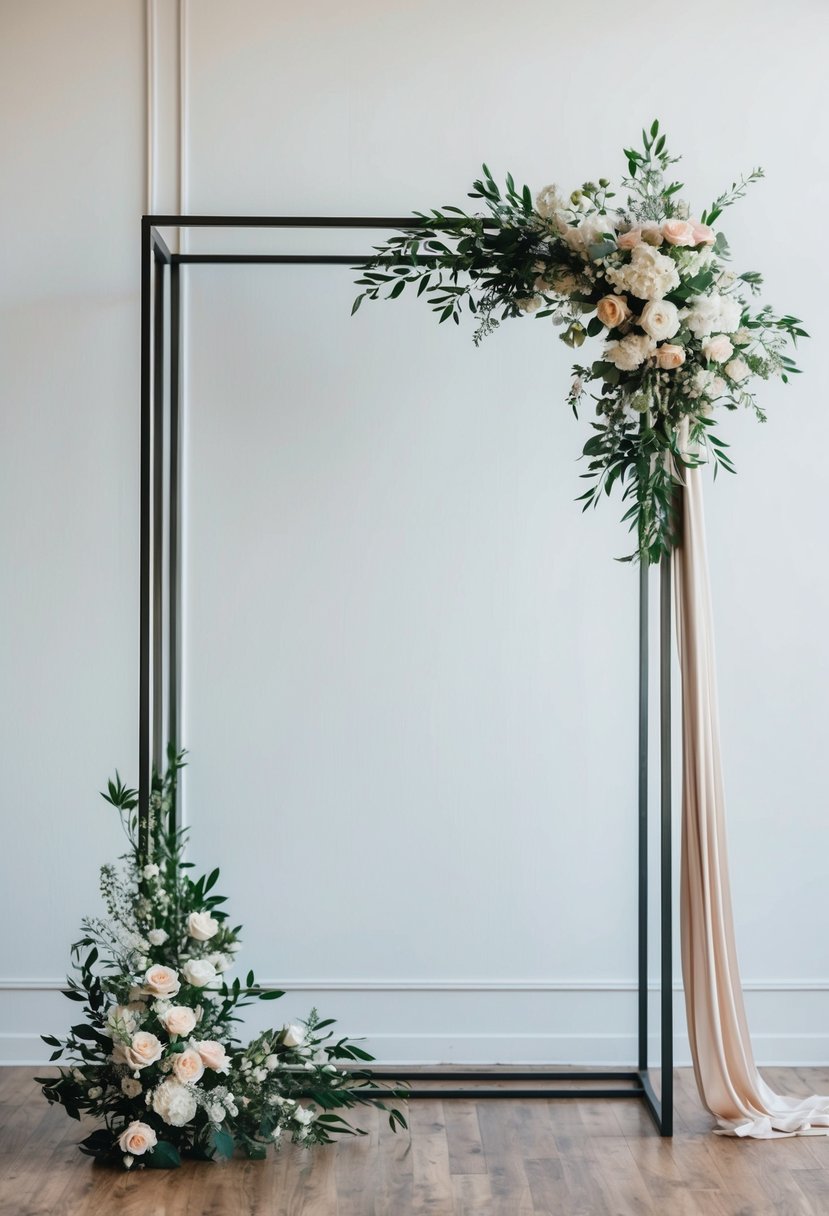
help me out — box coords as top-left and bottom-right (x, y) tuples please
(151, 1078), (198, 1127)
(193, 1039), (231, 1073)
(654, 344), (686, 370)
(281, 1024), (306, 1049)
(183, 958), (216, 988)
(172, 1048), (205, 1084)
(142, 965), (180, 999)
(596, 294), (631, 328)
(661, 219), (696, 246)
(638, 300), (680, 342)
(725, 357), (750, 383)
(112, 1030), (163, 1072)
(617, 228), (642, 250)
(161, 1005), (198, 1037)
(117, 1120), (157, 1156)
(702, 334), (734, 363)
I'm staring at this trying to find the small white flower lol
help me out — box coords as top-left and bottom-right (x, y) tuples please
(265, 1054), (279, 1071)
(142, 863), (160, 880)
(293, 1106), (315, 1126)
(123, 1155), (134, 1169)
(121, 1077), (142, 1098)
(148, 929), (168, 947)
(88, 1086), (103, 1099)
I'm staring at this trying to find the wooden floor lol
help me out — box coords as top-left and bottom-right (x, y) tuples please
(4, 1067), (829, 1215)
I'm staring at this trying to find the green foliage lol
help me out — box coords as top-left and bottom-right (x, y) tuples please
(352, 122), (805, 563)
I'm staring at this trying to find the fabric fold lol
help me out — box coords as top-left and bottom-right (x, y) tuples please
(674, 465), (829, 1138)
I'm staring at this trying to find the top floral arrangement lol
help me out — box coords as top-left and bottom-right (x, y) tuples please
(353, 122), (806, 562)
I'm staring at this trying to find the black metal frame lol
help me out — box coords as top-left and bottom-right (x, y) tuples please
(139, 215), (673, 1135)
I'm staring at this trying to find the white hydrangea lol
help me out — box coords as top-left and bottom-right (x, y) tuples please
(562, 213), (617, 256)
(683, 292), (742, 338)
(535, 184), (565, 220)
(151, 1079), (198, 1127)
(724, 357), (750, 383)
(148, 929), (168, 947)
(605, 333), (656, 372)
(605, 244), (680, 301)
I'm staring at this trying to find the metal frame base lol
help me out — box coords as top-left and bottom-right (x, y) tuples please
(139, 214), (674, 1138)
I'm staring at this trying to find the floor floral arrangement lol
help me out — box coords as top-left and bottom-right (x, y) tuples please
(353, 121), (806, 562)
(37, 752), (406, 1169)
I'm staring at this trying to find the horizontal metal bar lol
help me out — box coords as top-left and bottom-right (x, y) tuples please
(173, 254), (372, 265)
(146, 215), (431, 229)
(358, 1086), (646, 1101)
(366, 1070), (641, 1083)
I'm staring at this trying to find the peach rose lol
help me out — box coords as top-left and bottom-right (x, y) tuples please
(117, 1120), (158, 1157)
(617, 229), (642, 250)
(702, 334), (734, 363)
(640, 225), (663, 246)
(112, 1030), (163, 1071)
(691, 220), (715, 246)
(193, 1039), (230, 1073)
(596, 294), (631, 329)
(142, 965), (180, 999)
(654, 344), (686, 370)
(661, 219), (696, 246)
(161, 1005), (198, 1037)
(172, 1048), (205, 1084)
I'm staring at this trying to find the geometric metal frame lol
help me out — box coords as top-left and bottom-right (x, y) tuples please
(139, 215), (673, 1135)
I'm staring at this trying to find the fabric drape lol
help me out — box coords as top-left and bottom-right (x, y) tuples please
(674, 464), (829, 1138)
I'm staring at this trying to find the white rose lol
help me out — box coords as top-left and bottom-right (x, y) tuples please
(187, 912), (219, 942)
(142, 864), (160, 880)
(208, 953), (233, 974)
(293, 1105), (315, 1126)
(733, 328), (752, 346)
(281, 1024), (306, 1049)
(724, 358), (750, 383)
(112, 1031), (163, 1072)
(161, 1005), (198, 1037)
(147, 929), (168, 947)
(265, 1054), (279, 1071)
(141, 965), (180, 999)
(606, 244), (680, 302)
(638, 300), (680, 342)
(151, 1078), (198, 1127)
(121, 1077), (143, 1098)
(207, 1102), (225, 1124)
(604, 333), (655, 372)
(183, 959), (216, 988)
(117, 1120), (157, 1156)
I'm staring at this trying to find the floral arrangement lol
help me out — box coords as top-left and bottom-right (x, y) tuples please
(37, 752), (405, 1169)
(353, 122), (806, 561)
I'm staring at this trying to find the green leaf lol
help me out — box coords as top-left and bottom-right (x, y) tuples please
(258, 989), (285, 1000)
(209, 1128), (235, 1161)
(147, 1141), (182, 1170)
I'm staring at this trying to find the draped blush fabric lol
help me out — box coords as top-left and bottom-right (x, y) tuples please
(674, 465), (829, 1137)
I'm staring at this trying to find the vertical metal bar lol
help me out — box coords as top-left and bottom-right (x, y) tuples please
(638, 559), (649, 1074)
(139, 218), (152, 862)
(659, 550), (674, 1135)
(168, 262), (181, 832)
(152, 254), (165, 775)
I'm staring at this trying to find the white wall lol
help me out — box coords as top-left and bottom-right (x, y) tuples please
(2, 0), (828, 1067)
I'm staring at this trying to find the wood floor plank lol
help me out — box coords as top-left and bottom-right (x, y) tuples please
(6, 1067), (829, 1215)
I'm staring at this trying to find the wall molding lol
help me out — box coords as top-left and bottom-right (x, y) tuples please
(4, 977), (829, 993)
